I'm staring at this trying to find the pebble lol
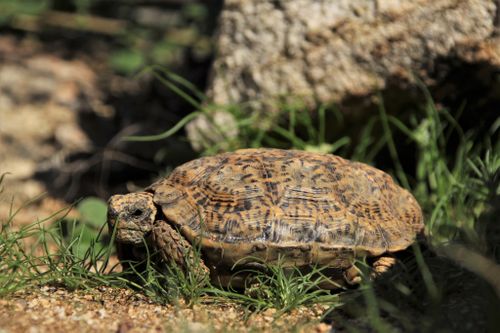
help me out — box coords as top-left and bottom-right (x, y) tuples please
(185, 322), (209, 333)
(0, 287), (329, 332)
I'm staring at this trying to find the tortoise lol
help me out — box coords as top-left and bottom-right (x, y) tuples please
(107, 148), (424, 288)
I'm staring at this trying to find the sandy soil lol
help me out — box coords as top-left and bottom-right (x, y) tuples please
(0, 286), (333, 333)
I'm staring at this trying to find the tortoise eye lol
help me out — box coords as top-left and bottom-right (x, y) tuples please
(131, 209), (143, 217)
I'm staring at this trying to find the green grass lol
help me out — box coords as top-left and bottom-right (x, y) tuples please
(0, 197), (129, 295)
(124, 66), (352, 156)
(210, 258), (342, 315)
(124, 238), (212, 306)
(1, 70), (499, 331)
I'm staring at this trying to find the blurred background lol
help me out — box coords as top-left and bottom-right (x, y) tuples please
(0, 0), (223, 220)
(0, 0), (499, 248)
(0, 0), (498, 242)
(0, 1), (499, 330)
(1, 0), (498, 218)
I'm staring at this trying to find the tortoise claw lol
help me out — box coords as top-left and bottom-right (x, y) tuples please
(344, 264), (362, 285)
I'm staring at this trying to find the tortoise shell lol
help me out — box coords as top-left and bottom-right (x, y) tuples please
(146, 148), (423, 269)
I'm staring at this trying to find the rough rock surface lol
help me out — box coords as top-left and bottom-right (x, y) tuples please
(0, 37), (104, 222)
(185, 110), (239, 152)
(0, 35), (178, 223)
(206, 0), (498, 109)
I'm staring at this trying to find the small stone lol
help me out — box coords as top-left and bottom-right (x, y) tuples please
(117, 319), (134, 333)
(313, 323), (331, 333)
(185, 322), (209, 333)
(14, 299), (28, 310)
(97, 309), (107, 318)
(55, 123), (92, 151)
(38, 298), (50, 308)
(262, 308), (276, 317)
(40, 286), (50, 292)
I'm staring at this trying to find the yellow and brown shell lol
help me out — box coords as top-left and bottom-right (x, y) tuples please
(146, 148), (424, 269)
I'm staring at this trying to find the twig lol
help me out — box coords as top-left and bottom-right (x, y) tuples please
(11, 11), (127, 35)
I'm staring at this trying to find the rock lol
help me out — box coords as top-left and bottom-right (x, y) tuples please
(206, 0), (498, 110)
(54, 123), (92, 151)
(0, 37), (102, 223)
(184, 322), (209, 333)
(116, 319), (134, 333)
(262, 308), (277, 323)
(185, 110), (239, 151)
(181, 0), (500, 151)
(311, 323), (331, 333)
(1, 158), (37, 180)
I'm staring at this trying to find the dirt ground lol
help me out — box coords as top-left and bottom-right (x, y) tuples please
(0, 286), (333, 333)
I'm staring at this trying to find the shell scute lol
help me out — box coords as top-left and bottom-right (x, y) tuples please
(153, 148), (423, 265)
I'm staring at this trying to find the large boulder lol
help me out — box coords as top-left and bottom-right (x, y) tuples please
(207, 0), (497, 108)
(186, 0), (499, 151)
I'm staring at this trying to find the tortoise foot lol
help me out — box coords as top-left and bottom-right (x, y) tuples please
(371, 255), (397, 278)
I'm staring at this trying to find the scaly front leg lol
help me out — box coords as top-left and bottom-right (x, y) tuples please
(150, 220), (210, 281)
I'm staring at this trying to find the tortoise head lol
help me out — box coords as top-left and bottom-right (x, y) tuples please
(107, 192), (157, 245)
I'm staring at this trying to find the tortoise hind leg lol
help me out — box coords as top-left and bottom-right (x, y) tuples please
(150, 221), (210, 281)
(371, 255), (397, 279)
(343, 255), (397, 285)
(344, 264), (362, 285)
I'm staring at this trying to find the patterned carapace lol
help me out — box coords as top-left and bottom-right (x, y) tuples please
(141, 148), (423, 268)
